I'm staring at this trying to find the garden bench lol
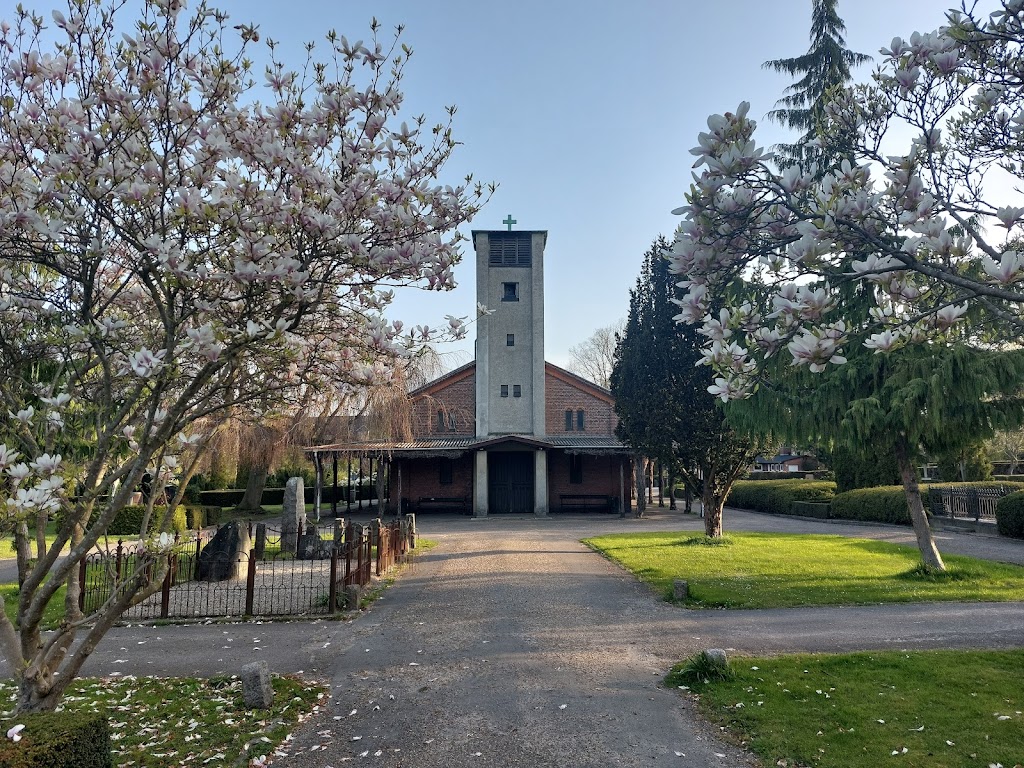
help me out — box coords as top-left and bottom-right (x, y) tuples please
(559, 494), (616, 513)
(416, 496), (471, 514)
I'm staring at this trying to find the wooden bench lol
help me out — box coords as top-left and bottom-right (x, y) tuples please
(416, 496), (471, 514)
(559, 494), (617, 513)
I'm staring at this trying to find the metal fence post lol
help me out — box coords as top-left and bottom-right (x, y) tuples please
(160, 554), (173, 619)
(78, 556), (87, 613)
(244, 552), (256, 616)
(329, 546), (339, 614)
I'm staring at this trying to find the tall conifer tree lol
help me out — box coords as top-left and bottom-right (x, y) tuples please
(611, 239), (764, 534)
(762, 0), (870, 169)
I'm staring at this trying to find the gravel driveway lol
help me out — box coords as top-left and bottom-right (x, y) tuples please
(277, 516), (759, 768)
(3, 508), (1022, 767)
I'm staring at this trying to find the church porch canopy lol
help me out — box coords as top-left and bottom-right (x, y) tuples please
(304, 434), (630, 461)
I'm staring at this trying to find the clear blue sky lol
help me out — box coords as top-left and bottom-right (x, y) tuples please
(210, 0), (970, 371)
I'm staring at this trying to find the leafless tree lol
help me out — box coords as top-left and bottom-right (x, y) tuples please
(567, 320), (625, 389)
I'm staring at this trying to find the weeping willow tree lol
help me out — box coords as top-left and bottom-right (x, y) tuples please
(728, 344), (1024, 570)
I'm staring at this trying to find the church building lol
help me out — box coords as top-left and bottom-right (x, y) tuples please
(307, 227), (631, 516)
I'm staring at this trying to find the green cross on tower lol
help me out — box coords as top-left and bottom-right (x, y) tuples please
(502, 214), (516, 231)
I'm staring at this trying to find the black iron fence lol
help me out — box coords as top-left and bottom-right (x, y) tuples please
(926, 486), (1013, 522)
(78, 516), (416, 621)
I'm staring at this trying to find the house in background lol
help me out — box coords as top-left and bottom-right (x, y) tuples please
(306, 228), (632, 516)
(751, 448), (814, 474)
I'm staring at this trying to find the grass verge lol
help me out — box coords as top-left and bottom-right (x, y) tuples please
(667, 648), (1024, 768)
(583, 531), (1024, 608)
(0, 674), (325, 767)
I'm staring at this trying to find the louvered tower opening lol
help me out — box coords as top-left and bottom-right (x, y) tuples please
(488, 232), (532, 267)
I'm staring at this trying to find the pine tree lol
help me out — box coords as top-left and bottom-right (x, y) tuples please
(762, 0), (871, 169)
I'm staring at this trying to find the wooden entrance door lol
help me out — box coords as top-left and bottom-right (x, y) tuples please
(488, 452), (534, 514)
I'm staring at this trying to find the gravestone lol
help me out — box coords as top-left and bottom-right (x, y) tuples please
(297, 530), (332, 560)
(241, 660), (273, 709)
(281, 477), (304, 555)
(198, 521), (250, 581)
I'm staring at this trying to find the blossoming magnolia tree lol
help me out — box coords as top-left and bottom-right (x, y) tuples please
(669, 1), (1024, 568)
(0, 0), (490, 712)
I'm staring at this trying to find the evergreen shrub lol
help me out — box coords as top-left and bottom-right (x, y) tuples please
(829, 486), (916, 525)
(996, 491), (1024, 539)
(727, 480), (837, 515)
(0, 711), (113, 767)
(106, 505), (188, 536)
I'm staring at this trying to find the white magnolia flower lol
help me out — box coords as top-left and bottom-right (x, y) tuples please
(29, 453), (61, 475)
(864, 330), (902, 353)
(983, 251), (1024, 284)
(6, 463), (31, 482)
(127, 348), (166, 378)
(995, 206), (1024, 229)
(0, 444), (19, 470)
(10, 406), (34, 424)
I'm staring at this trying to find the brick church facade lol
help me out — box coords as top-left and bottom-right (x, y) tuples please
(307, 228), (631, 516)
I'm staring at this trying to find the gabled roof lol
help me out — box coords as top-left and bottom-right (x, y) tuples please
(408, 360), (475, 399)
(544, 361), (614, 403)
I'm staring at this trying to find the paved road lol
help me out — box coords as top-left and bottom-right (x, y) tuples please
(2, 509), (1023, 767)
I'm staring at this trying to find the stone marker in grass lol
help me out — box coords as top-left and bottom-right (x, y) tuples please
(241, 660), (274, 709)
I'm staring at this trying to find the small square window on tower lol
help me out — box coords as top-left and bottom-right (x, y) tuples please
(513, 385), (522, 398)
(501, 282), (519, 302)
(506, 334), (515, 346)
(500, 385), (509, 398)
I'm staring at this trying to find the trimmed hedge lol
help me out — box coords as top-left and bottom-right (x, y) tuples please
(106, 505), (188, 536)
(727, 480), (837, 515)
(829, 482), (1024, 526)
(996, 491), (1024, 539)
(790, 501), (833, 519)
(0, 711), (113, 767)
(746, 470), (833, 481)
(829, 486), (917, 525)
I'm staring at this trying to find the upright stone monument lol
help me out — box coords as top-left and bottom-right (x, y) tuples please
(198, 521), (251, 581)
(281, 476), (304, 555)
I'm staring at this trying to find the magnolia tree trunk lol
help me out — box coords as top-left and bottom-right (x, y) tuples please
(895, 439), (945, 571)
(633, 455), (647, 518)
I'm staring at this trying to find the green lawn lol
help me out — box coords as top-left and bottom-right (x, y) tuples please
(0, 675), (325, 766)
(668, 649), (1024, 768)
(0, 584), (67, 630)
(583, 531), (1024, 608)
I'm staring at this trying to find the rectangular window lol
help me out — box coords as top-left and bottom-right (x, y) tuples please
(501, 282), (519, 302)
(577, 409), (585, 431)
(439, 458), (453, 485)
(513, 385), (522, 398)
(448, 413), (457, 432)
(436, 410), (445, 432)
(565, 409), (573, 431)
(500, 385), (509, 398)
(569, 454), (583, 484)
(506, 334), (515, 346)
